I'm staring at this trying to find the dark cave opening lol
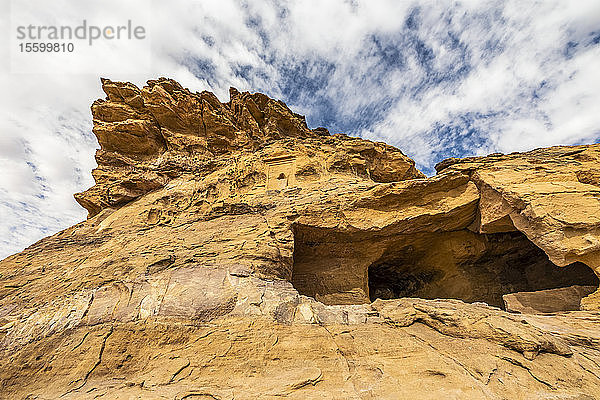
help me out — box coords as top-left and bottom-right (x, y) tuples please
(368, 264), (440, 302)
(291, 224), (599, 309)
(366, 230), (599, 307)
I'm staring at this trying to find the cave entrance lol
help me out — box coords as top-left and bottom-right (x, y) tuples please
(291, 225), (599, 309)
(366, 230), (598, 307)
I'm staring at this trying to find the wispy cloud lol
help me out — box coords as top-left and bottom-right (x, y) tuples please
(1, 0), (599, 258)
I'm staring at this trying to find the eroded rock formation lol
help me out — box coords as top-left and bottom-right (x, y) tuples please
(1, 78), (599, 399)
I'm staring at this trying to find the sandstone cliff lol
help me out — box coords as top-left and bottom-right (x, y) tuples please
(0, 78), (599, 399)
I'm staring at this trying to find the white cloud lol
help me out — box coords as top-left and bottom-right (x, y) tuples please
(363, 1), (600, 165)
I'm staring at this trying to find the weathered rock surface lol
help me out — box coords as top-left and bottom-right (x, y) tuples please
(437, 147), (600, 310)
(503, 285), (597, 314)
(1, 78), (599, 399)
(75, 78), (423, 218)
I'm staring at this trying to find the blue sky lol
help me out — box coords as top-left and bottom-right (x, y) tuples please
(1, 0), (600, 258)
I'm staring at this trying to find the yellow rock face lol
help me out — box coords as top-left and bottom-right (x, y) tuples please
(1, 78), (599, 398)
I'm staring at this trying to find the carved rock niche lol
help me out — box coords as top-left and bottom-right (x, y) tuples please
(264, 154), (297, 190)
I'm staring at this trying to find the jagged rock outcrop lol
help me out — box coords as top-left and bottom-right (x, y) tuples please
(1, 78), (599, 399)
(75, 78), (423, 218)
(437, 146), (600, 310)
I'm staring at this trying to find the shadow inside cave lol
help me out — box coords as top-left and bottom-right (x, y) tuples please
(291, 224), (599, 309)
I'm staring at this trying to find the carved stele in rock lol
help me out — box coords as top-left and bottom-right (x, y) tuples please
(264, 154), (296, 190)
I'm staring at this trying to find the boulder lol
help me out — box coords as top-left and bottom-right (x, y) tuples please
(503, 285), (597, 314)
